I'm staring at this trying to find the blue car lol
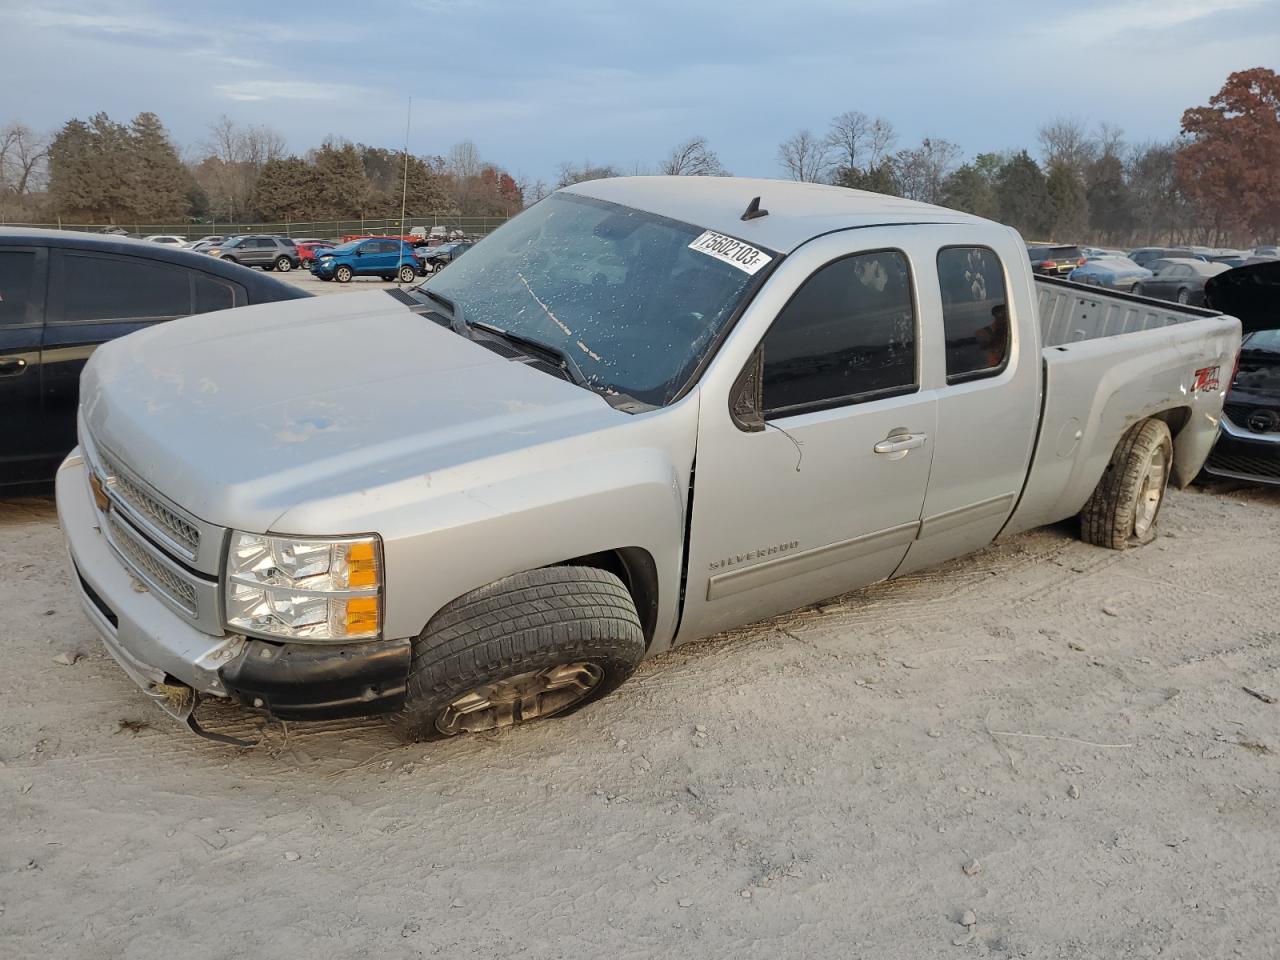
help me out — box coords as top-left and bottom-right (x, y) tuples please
(310, 238), (423, 283)
(1068, 256), (1152, 293)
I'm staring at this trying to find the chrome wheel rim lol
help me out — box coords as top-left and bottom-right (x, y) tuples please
(278, 259), (292, 271)
(435, 662), (603, 736)
(1134, 445), (1168, 537)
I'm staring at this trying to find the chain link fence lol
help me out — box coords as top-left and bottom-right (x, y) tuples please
(0, 215), (510, 240)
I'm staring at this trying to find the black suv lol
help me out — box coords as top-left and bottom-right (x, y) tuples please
(1027, 244), (1084, 277)
(0, 229), (307, 487)
(208, 235), (301, 271)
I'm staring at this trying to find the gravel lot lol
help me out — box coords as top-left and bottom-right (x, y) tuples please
(1, 479), (1277, 959)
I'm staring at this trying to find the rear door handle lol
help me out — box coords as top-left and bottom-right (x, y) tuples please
(0, 358), (28, 377)
(873, 432), (928, 456)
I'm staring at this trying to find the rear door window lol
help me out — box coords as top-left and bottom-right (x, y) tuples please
(762, 250), (917, 416)
(0, 249), (43, 326)
(57, 252), (194, 322)
(937, 247), (1010, 384)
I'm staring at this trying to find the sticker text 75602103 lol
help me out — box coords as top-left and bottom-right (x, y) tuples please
(688, 231), (773, 276)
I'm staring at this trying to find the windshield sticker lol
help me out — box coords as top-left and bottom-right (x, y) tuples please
(688, 231), (772, 275)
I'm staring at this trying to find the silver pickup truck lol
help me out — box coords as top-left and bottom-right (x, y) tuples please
(57, 177), (1241, 743)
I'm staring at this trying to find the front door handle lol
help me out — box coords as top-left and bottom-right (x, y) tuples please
(0, 358), (28, 377)
(873, 432), (928, 457)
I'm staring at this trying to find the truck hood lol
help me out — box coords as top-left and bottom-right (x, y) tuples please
(82, 290), (622, 531)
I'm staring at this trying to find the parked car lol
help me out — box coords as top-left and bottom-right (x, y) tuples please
(55, 177), (1240, 742)
(206, 235), (301, 271)
(1027, 244), (1084, 277)
(1252, 245), (1278, 258)
(1211, 254), (1250, 269)
(1081, 246), (1125, 260)
(1133, 258), (1230, 305)
(142, 235), (188, 246)
(418, 239), (475, 273)
(310, 238), (422, 283)
(1067, 256), (1152, 292)
(0, 228), (308, 488)
(192, 235), (226, 245)
(1128, 247), (1208, 270)
(295, 240), (336, 265)
(1201, 259), (1280, 485)
(188, 240), (220, 254)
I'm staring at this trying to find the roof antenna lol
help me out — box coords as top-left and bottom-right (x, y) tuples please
(740, 196), (768, 221)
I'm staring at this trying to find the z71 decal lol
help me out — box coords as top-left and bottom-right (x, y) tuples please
(1191, 365), (1221, 393)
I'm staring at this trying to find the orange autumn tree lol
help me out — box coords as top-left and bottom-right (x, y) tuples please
(1177, 67), (1280, 244)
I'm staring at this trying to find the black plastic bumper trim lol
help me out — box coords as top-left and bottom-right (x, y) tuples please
(218, 637), (412, 721)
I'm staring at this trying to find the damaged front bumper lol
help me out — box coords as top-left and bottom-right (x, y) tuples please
(56, 452), (412, 736)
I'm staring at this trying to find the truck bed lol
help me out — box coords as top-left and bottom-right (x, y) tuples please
(1001, 277), (1241, 538)
(1036, 276), (1220, 347)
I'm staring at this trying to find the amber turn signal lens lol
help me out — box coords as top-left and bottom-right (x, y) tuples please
(345, 541), (379, 588)
(344, 596), (379, 635)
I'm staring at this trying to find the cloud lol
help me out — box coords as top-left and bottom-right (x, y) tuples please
(1039, 0), (1275, 42)
(213, 81), (370, 104)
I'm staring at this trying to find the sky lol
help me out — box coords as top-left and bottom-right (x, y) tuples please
(2, 0), (1278, 184)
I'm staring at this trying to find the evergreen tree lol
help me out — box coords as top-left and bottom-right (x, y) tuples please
(47, 119), (97, 219)
(129, 112), (191, 222)
(995, 151), (1052, 239)
(1045, 162), (1088, 240)
(252, 156), (319, 221)
(312, 139), (370, 218)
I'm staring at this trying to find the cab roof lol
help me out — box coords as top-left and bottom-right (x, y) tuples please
(562, 176), (992, 254)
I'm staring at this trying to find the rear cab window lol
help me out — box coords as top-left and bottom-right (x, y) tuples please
(0, 248), (45, 326)
(937, 246), (1010, 384)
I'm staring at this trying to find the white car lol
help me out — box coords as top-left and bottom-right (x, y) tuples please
(142, 235), (188, 246)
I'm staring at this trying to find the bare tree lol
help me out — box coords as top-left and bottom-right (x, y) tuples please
(195, 115), (287, 220)
(446, 140), (484, 181)
(777, 130), (830, 182)
(555, 161), (620, 188)
(660, 136), (726, 176)
(867, 117), (898, 166)
(1038, 116), (1095, 173)
(1093, 122), (1126, 160)
(0, 122), (51, 196)
(893, 137), (962, 204)
(826, 111), (871, 171)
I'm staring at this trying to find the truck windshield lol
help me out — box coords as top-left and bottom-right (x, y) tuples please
(422, 193), (774, 407)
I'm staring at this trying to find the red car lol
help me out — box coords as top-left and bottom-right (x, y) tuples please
(294, 239), (336, 264)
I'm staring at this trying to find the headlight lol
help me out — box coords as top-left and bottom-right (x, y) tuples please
(224, 532), (382, 642)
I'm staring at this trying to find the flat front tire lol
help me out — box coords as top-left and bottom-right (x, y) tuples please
(389, 566), (645, 742)
(1079, 418), (1173, 550)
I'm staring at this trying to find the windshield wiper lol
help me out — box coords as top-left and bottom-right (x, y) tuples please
(416, 287), (471, 339)
(472, 321), (590, 388)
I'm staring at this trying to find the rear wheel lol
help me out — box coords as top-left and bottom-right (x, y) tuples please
(397, 264), (417, 283)
(1079, 419), (1173, 550)
(334, 265), (353, 283)
(389, 566), (645, 742)
(274, 255), (293, 272)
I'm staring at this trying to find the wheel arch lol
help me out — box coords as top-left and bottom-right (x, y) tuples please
(558, 547), (660, 647)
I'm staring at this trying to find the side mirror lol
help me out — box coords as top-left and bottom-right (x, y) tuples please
(354, 248), (363, 256)
(729, 346), (765, 433)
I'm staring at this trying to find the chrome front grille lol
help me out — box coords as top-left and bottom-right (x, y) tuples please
(98, 450), (201, 559)
(105, 510), (199, 616)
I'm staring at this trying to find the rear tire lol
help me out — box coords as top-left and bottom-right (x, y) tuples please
(389, 566), (645, 742)
(1079, 419), (1173, 550)
(275, 256), (293, 272)
(398, 265), (417, 283)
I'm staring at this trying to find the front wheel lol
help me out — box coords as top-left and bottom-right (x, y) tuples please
(1079, 418), (1173, 550)
(334, 265), (353, 283)
(1132, 283), (1143, 296)
(275, 256), (293, 272)
(397, 264), (417, 283)
(1176, 288), (1190, 305)
(389, 566), (645, 742)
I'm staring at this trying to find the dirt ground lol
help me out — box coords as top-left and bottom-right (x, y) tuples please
(1, 481), (1278, 960)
